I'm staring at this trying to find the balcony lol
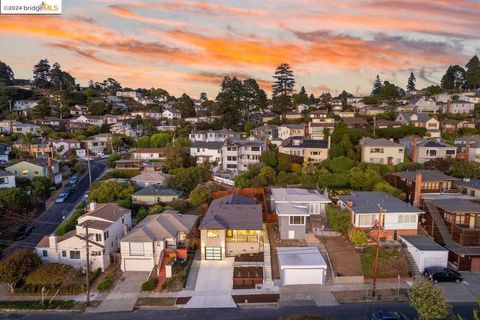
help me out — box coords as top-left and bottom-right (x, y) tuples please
(446, 222), (480, 247)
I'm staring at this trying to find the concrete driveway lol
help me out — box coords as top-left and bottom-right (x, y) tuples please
(184, 258), (236, 308)
(437, 272), (480, 303)
(92, 272), (149, 313)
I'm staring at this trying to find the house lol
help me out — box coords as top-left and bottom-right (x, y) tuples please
(434, 93), (452, 103)
(421, 199), (480, 271)
(360, 137), (404, 165)
(85, 134), (111, 155)
(277, 247), (327, 286)
(0, 143), (12, 163)
(13, 100), (37, 112)
(338, 191), (423, 240)
(308, 109), (329, 121)
(262, 112), (280, 124)
(459, 93), (480, 104)
(271, 188), (331, 240)
(70, 105), (89, 116)
(279, 137), (329, 163)
(0, 170), (16, 188)
(285, 111), (303, 121)
(120, 211), (198, 271)
(70, 115), (105, 127)
(441, 119), (475, 134)
(6, 158), (62, 185)
(399, 136), (456, 163)
(130, 172), (169, 188)
(131, 148), (167, 161)
(116, 90), (141, 99)
(250, 125), (278, 141)
(221, 140), (267, 172)
(199, 194), (263, 260)
(162, 108), (181, 119)
(387, 170), (459, 206)
(296, 104), (309, 113)
(443, 100), (475, 114)
(375, 120), (402, 129)
(278, 124), (305, 140)
(413, 96), (439, 113)
(190, 141), (223, 165)
(130, 111), (163, 120)
(131, 185), (181, 205)
(50, 139), (81, 156)
(335, 110), (356, 118)
(13, 142), (53, 158)
(32, 117), (68, 131)
(456, 179), (480, 199)
(189, 129), (242, 143)
(347, 96), (364, 104)
(343, 117), (368, 129)
(395, 112), (440, 138)
(35, 203), (132, 271)
(110, 123), (139, 138)
(0, 120), (41, 135)
(401, 235), (449, 272)
(307, 119), (335, 140)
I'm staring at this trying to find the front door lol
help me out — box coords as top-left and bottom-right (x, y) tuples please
(387, 157), (393, 165)
(205, 247), (222, 260)
(288, 230), (295, 239)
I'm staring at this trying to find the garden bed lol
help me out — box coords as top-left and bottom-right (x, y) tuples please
(332, 288), (408, 303)
(360, 246), (410, 278)
(235, 252), (264, 262)
(135, 297), (176, 307)
(232, 294), (279, 304)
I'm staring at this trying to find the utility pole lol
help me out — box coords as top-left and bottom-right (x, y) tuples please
(372, 206), (384, 298)
(373, 116), (376, 137)
(87, 147), (92, 186)
(83, 222), (92, 303)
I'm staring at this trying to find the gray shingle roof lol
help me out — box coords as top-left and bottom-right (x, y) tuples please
(281, 137), (328, 149)
(191, 141), (224, 149)
(338, 191), (423, 214)
(392, 170), (458, 182)
(401, 235), (447, 252)
(428, 199), (480, 213)
(456, 179), (480, 190)
(363, 137), (402, 147)
(133, 185), (182, 197)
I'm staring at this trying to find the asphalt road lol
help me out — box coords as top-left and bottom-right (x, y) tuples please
(0, 302), (476, 320)
(1, 159), (106, 257)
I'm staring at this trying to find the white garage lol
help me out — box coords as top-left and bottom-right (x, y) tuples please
(277, 247), (327, 286)
(401, 235), (448, 272)
(123, 258), (154, 272)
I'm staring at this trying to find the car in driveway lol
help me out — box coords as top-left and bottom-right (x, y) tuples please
(423, 266), (463, 283)
(372, 311), (409, 320)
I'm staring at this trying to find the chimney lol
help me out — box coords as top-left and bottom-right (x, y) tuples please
(346, 199), (353, 207)
(411, 135), (418, 163)
(123, 225), (128, 236)
(465, 141), (470, 161)
(89, 201), (96, 212)
(413, 172), (422, 207)
(49, 234), (57, 251)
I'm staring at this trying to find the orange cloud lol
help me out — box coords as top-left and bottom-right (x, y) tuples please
(108, 5), (182, 27)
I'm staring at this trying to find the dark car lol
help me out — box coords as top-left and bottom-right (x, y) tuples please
(423, 266), (463, 283)
(15, 225), (34, 240)
(63, 187), (73, 197)
(372, 311), (409, 320)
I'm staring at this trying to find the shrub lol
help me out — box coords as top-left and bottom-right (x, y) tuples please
(102, 169), (139, 180)
(326, 206), (350, 235)
(136, 208), (149, 221)
(90, 268), (102, 284)
(165, 199), (190, 213)
(55, 208), (84, 236)
(73, 163), (86, 175)
(349, 230), (368, 247)
(0, 250), (41, 293)
(97, 272), (114, 292)
(141, 278), (158, 292)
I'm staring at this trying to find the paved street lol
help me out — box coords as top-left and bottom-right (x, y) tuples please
(1, 160), (106, 258)
(0, 302), (477, 320)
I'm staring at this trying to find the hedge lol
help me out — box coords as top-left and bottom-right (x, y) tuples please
(55, 208), (84, 236)
(97, 272), (114, 292)
(141, 278), (158, 292)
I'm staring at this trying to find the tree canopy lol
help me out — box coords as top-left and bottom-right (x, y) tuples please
(272, 63), (296, 121)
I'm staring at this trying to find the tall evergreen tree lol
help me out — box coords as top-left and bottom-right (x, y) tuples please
(466, 55), (480, 89)
(0, 61), (14, 86)
(33, 59), (51, 89)
(308, 93), (317, 105)
(407, 72), (416, 91)
(50, 62), (76, 91)
(175, 93), (195, 118)
(371, 74), (383, 95)
(215, 76), (244, 129)
(441, 65), (466, 90)
(293, 86), (309, 105)
(242, 78), (267, 113)
(272, 63), (295, 121)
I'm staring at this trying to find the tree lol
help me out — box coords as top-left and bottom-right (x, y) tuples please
(329, 134), (356, 160)
(107, 153), (122, 168)
(50, 62), (75, 91)
(407, 72), (416, 91)
(408, 279), (451, 320)
(167, 165), (211, 194)
(0, 187), (32, 214)
(215, 76), (244, 129)
(30, 99), (52, 118)
(102, 78), (122, 94)
(326, 206), (350, 234)
(277, 153), (292, 172)
(242, 78), (268, 114)
(163, 146), (192, 172)
(0, 60), (15, 86)
(293, 86), (309, 106)
(425, 85), (443, 96)
(175, 93), (195, 118)
(89, 181), (135, 203)
(188, 186), (210, 207)
(33, 59), (51, 89)
(327, 156), (355, 173)
(260, 149), (278, 167)
(441, 65), (466, 90)
(466, 55), (480, 89)
(349, 230), (368, 247)
(272, 63), (296, 121)
(25, 263), (74, 290)
(88, 101), (109, 115)
(0, 250), (41, 293)
(32, 176), (53, 199)
(371, 74), (382, 95)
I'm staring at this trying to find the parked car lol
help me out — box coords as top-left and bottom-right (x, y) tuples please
(63, 187), (73, 197)
(69, 175), (79, 185)
(423, 266), (463, 283)
(15, 225), (34, 240)
(372, 311), (409, 320)
(55, 193), (67, 203)
(84, 190), (90, 199)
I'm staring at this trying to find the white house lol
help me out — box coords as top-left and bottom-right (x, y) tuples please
(413, 96), (439, 113)
(338, 191), (423, 240)
(361, 137), (404, 165)
(278, 124), (305, 140)
(50, 139), (81, 156)
(131, 148), (167, 161)
(401, 235), (448, 272)
(162, 108), (181, 119)
(443, 100), (475, 114)
(35, 203), (132, 271)
(13, 100), (37, 112)
(120, 211), (198, 271)
(0, 170), (16, 188)
(130, 111), (163, 120)
(395, 113), (440, 138)
(85, 134), (111, 155)
(459, 93), (480, 104)
(190, 141), (223, 165)
(221, 140), (267, 172)
(189, 129), (242, 143)
(70, 105), (89, 116)
(70, 115), (105, 127)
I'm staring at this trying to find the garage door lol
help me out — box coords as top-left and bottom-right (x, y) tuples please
(124, 258), (153, 271)
(205, 247), (222, 260)
(282, 268), (324, 285)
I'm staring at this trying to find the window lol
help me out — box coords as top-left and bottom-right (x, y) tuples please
(0, 177), (6, 184)
(95, 234), (102, 242)
(226, 230), (233, 238)
(42, 250), (48, 257)
(226, 164), (237, 169)
(33, 170), (39, 175)
(399, 148), (404, 153)
(22, 170), (28, 176)
(370, 148), (384, 154)
(103, 231), (109, 240)
(426, 149), (437, 157)
(122, 217), (124, 224)
(61, 251), (66, 257)
(358, 214), (375, 227)
(251, 147), (260, 152)
(207, 230), (219, 238)
(398, 215), (416, 223)
(289, 216), (305, 225)
(91, 251), (101, 256)
(446, 150), (455, 155)
(70, 251), (81, 259)
(227, 156), (237, 161)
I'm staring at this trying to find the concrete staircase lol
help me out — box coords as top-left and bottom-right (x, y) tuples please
(402, 245), (422, 279)
(262, 225), (273, 287)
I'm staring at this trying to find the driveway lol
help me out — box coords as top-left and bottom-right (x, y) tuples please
(184, 258), (236, 308)
(437, 272), (480, 303)
(91, 272), (149, 313)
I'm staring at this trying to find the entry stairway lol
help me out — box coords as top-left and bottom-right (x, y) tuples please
(154, 248), (188, 292)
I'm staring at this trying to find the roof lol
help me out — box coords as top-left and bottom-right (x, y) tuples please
(37, 230), (77, 248)
(134, 148), (167, 153)
(271, 188), (331, 203)
(85, 203), (130, 222)
(121, 211), (198, 242)
(375, 120), (402, 126)
(281, 137), (329, 149)
(191, 141), (224, 149)
(277, 247), (327, 269)
(363, 137), (402, 147)
(133, 185), (181, 197)
(130, 172), (169, 183)
(0, 170), (15, 177)
(456, 179), (480, 190)
(392, 170), (458, 182)
(428, 199), (480, 213)
(275, 203), (310, 216)
(401, 235), (448, 252)
(343, 117), (368, 125)
(78, 220), (113, 230)
(279, 124), (305, 130)
(417, 139), (453, 148)
(338, 191), (423, 214)
(199, 194), (262, 230)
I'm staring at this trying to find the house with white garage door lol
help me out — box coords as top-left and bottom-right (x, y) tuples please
(277, 247), (327, 285)
(120, 211), (198, 272)
(401, 235), (448, 272)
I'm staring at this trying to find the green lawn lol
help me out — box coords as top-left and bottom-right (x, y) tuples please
(360, 246), (410, 278)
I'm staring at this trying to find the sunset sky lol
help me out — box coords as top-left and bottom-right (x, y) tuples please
(0, 0), (479, 98)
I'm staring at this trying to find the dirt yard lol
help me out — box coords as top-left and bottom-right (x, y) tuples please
(267, 223), (307, 279)
(333, 288), (408, 303)
(323, 236), (363, 276)
(360, 246), (411, 278)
